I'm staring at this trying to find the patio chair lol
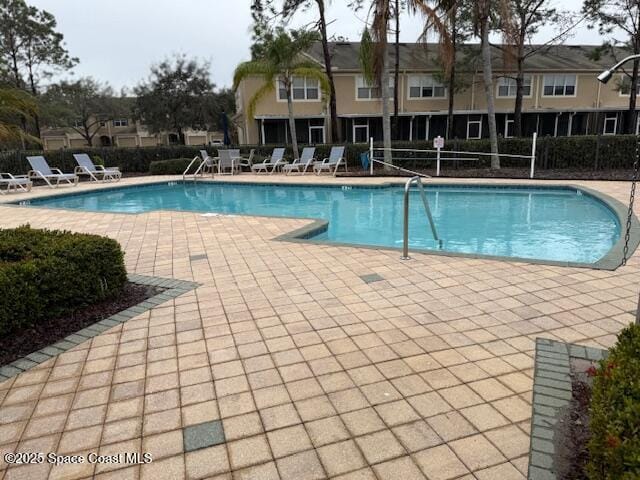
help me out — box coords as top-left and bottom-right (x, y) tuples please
(251, 148), (286, 174)
(218, 149), (242, 175)
(238, 149), (255, 171)
(73, 153), (122, 182)
(27, 156), (79, 188)
(199, 150), (218, 174)
(0, 173), (32, 194)
(283, 147), (316, 175)
(313, 146), (347, 176)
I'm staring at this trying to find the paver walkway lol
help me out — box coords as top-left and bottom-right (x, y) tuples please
(0, 176), (638, 480)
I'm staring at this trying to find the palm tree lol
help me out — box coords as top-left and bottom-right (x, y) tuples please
(360, 0), (393, 170)
(408, 0), (457, 139)
(474, 0), (500, 169)
(233, 29), (330, 160)
(0, 87), (39, 147)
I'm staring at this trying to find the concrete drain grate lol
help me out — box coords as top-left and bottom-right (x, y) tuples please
(359, 273), (385, 284)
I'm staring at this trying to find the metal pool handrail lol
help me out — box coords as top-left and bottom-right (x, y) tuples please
(402, 176), (442, 260)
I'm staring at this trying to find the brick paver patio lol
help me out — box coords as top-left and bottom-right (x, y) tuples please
(0, 175), (637, 480)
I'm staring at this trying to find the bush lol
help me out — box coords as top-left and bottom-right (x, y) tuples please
(587, 323), (640, 479)
(0, 134), (638, 175)
(0, 226), (127, 336)
(149, 158), (194, 175)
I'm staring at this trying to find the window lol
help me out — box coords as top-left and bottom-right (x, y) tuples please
(543, 74), (576, 96)
(278, 77), (319, 101)
(356, 76), (394, 100)
(603, 113), (617, 135)
(353, 118), (369, 142)
(467, 115), (482, 139)
(619, 76), (640, 96)
(113, 119), (128, 127)
(504, 117), (514, 138)
(497, 76), (532, 97)
(408, 75), (446, 99)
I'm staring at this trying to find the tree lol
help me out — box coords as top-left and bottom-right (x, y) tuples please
(359, 1), (393, 170)
(583, 0), (640, 134)
(282, 0), (341, 142)
(474, 0), (500, 168)
(0, 0), (77, 137)
(409, 0), (472, 139)
(41, 78), (125, 147)
(497, 1), (576, 137)
(0, 86), (38, 146)
(134, 56), (217, 145)
(233, 29), (330, 160)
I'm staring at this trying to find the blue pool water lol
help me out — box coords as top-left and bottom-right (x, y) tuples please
(26, 182), (620, 264)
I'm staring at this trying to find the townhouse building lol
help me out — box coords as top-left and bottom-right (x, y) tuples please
(234, 42), (636, 145)
(42, 117), (225, 150)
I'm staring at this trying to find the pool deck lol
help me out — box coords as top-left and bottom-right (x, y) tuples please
(0, 175), (638, 480)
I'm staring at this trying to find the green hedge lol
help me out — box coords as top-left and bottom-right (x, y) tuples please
(0, 226), (127, 336)
(149, 158), (194, 175)
(587, 323), (640, 479)
(0, 134), (638, 174)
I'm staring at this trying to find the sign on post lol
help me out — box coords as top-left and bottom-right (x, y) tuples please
(433, 136), (444, 176)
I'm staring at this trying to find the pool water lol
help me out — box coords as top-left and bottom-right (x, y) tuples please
(27, 182), (620, 264)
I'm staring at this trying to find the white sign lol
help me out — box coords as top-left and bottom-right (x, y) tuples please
(433, 136), (444, 149)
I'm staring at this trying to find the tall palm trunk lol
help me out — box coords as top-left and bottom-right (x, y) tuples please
(317, 0), (339, 142)
(513, 26), (526, 137)
(381, 43), (392, 171)
(392, 0), (400, 140)
(480, 12), (499, 169)
(446, 11), (457, 139)
(286, 81), (300, 160)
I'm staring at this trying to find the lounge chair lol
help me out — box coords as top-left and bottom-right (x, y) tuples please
(283, 147), (316, 175)
(199, 150), (218, 174)
(251, 148), (286, 174)
(313, 146), (347, 176)
(27, 156), (79, 188)
(218, 149), (241, 175)
(238, 149), (255, 171)
(73, 153), (122, 182)
(0, 173), (32, 194)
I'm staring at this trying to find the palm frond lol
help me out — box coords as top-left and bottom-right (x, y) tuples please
(0, 88), (38, 118)
(359, 28), (375, 85)
(408, 0), (455, 77)
(247, 81), (275, 119)
(233, 61), (274, 90)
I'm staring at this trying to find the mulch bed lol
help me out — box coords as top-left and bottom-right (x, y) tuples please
(0, 282), (162, 367)
(340, 168), (636, 181)
(556, 358), (594, 480)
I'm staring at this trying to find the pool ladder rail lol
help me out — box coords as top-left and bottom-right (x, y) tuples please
(183, 156), (215, 181)
(402, 176), (443, 260)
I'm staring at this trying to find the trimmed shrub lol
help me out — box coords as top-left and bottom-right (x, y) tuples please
(0, 226), (127, 336)
(587, 323), (640, 479)
(0, 134), (638, 175)
(149, 158), (194, 175)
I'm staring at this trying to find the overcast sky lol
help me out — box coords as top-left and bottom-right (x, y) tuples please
(31, 0), (603, 92)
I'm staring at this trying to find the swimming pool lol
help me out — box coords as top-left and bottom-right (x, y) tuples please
(25, 181), (622, 266)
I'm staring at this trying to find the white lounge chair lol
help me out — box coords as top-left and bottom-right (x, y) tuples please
(251, 148), (286, 174)
(73, 153), (122, 182)
(27, 156), (79, 188)
(283, 147), (316, 175)
(238, 149), (255, 171)
(218, 149), (241, 175)
(199, 150), (218, 174)
(0, 173), (32, 194)
(313, 146), (347, 176)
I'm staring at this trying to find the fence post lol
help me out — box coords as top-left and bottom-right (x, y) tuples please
(530, 132), (537, 179)
(369, 137), (374, 176)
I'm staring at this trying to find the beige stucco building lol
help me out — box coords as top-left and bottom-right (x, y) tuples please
(41, 117), (225, 150)
(234, 43), (638, 145)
